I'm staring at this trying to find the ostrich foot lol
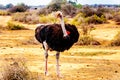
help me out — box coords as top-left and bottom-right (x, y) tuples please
(45, 72), (49, 76)
(57, 74), (63, 78)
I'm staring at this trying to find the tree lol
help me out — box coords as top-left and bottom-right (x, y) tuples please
(68, 0), (82, 8)
(6, 3), (13, 8)
(47, 3), (61, 11)
(49, 0), (67, 4)
(0, 4), (5, 9)
(48, 0), (67, 11)
(8, 3), (29, 13)
(61, 4), (77, 16)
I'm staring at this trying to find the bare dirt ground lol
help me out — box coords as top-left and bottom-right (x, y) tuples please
(0, 16), (120, 80)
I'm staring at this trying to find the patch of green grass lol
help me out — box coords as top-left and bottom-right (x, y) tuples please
(63, 51), (115, 56)
(39, 14), (58, 23)
(69, 13), (85, 26)
(77, 35), (100, 45)
(85, 14), (107, 24)
(75, 52), (115, 56)
(7, 21), (26, 30)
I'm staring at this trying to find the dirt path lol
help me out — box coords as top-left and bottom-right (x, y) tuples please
(0, 16), (11, 26)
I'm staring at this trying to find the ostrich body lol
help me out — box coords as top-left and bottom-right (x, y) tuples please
(35, 11), (79, 77)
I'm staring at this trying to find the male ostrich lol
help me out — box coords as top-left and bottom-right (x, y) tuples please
(35, 11), (79, 77)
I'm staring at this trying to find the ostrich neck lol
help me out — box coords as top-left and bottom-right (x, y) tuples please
(60, 17), (68, 37)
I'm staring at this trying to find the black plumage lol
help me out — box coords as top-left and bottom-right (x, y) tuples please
(35, 23), (79, 52)
(35, 11), (79, 77)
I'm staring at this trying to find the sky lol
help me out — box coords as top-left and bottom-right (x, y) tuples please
(0, 0), (120, 6)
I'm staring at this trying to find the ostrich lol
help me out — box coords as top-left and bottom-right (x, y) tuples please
(35, 11), (79, 77)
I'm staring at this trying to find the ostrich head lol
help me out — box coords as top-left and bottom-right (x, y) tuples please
(55, 11), (69, 37)
(56, 11), (63, 19)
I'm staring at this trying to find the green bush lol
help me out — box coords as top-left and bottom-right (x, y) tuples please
(8, 3), (29, 13)
(78, 35), (100, 45)
(86, 14), (107, 24)
(39, 14), (58, 23)
(70, 13), (85, 26)
(7, 21), (25, 30)
(110, 32), (120, 46)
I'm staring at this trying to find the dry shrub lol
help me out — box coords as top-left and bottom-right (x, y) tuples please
(113, 14), (120, 22)
(0, 10), (11, 16)
(37, 8), (48, 15)
(2, 62), (30, 80)
(25, 13), (39, 24)
(81, 6), (96, 17)
(61, 4), (77, 17)
(104, 13), (113, 20)
(96, 7), (112, 17)
(0, 24), (6, 30)
(12, 12), (39, 24)
(80, 24), (95, 35)
(116, 22), (120, 25)
(2, 58), (41, 80)
(37, 3), (61, 15)
(38, 3), (78, 17)
(110, 32), (120, 46)
(21, 37), (39, 45)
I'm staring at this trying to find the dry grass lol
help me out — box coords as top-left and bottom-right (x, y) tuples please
(110, 31), (120, 46)
(1, 15), (120, 80)
(0, 10), (10, 16)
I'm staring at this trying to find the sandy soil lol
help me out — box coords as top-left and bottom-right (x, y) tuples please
(0, 16), (120, 80)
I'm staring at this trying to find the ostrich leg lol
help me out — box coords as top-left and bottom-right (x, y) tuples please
(43, 41), (49, 76)
(56, 52), (60, 77)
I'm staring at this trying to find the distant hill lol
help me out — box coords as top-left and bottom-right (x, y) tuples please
(0, 4), (46, 10)
(88, 4), (120, 8)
